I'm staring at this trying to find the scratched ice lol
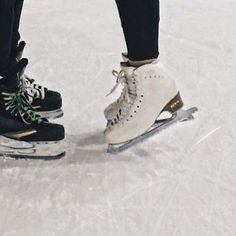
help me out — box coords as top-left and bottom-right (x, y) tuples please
(0, 0), (236, 235)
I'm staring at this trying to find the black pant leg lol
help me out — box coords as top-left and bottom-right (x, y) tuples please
(115, 0), (160, 61)
(0, 0), (16, 71)
(11, 0), (24, 57)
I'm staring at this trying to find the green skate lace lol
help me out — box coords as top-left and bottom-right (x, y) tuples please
(2, 87), (43, 124)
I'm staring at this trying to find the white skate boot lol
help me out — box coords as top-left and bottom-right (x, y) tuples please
(104, 54), (158, 122)
(105, 61), (198, 153)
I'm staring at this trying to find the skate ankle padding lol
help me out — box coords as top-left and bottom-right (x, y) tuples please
(128, 58), (159, 67)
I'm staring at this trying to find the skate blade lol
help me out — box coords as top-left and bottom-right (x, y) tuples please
(107, 107), (198, 154)
(35, 109), (64, 120)
(0, 137), (65, 160)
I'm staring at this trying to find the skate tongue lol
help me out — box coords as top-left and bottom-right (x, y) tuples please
(16, 41), (26, 61)
(0, 59), (28, 92)
(16, 58), (28, 79)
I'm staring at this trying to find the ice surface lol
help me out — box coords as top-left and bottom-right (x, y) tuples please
(0, 0), (236, 235)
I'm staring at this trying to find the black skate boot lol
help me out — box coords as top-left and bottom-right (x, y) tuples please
(0, 59), (65, 160)
(14, 41), (63, 120)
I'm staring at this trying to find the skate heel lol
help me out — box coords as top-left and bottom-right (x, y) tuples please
(163, 92), (184, 113)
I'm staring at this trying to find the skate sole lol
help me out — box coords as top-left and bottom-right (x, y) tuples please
(107, 107), (198, 153)
(35, 109), (64, 120)
(0, 136), (65, 160)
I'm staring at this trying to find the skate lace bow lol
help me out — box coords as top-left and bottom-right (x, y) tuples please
(2, 88), (42, 124)
(21, 74), (46, 103)
(106, 70), (128, 97)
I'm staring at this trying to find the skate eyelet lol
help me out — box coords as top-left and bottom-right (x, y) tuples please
(139, 100), (142, 103)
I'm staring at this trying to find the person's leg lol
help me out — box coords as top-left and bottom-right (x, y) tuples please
(0, 1), (65, 159)
(104, 0), (160, 120)
(11, 0), (24, 59)
(0, 0), (63, 119)
(0, 0), (16, 72)
(115, 0), (160, 61)
(105, 0), (198, 151)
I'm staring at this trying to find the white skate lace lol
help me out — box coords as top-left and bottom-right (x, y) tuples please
(106, 70), (128, 99)
(20, 74), (46, 103)
(119, 73), (137, 117)
(107, 72), (138, 127)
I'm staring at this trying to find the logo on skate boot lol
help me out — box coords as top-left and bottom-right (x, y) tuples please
(5, 130), (37, 139)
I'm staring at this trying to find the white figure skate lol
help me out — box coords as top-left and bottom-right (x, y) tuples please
(105, 61), (198, 153)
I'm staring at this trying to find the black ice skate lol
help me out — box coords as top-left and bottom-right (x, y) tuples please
(15, 41), (63, 120)
(0, 59), (65, 160)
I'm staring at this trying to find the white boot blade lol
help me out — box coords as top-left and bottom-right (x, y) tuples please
(0, 137), (65, 160)
(0, 136), (33, 149)
(107, 107), (198, 154)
